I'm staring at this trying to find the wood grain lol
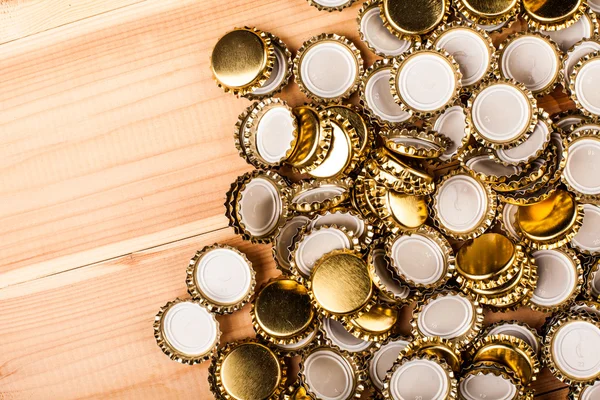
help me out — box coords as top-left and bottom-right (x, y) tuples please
(0, 0), (581, 398)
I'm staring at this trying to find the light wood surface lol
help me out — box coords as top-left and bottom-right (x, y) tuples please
(0, 0), (577, 398)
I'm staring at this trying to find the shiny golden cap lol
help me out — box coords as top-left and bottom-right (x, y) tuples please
(345, 302), (399, 342)
(454, 0), (520, 25)
(516, 189), (584, 250)
(209, 339), (287, 400)
(459, 361), (525, 400)
(467, 253), (526, 296)
(459, 145), (523, 185)
(401, 336), (463, 373)
(380, 127), (451, 159)
(251, 278), (316, 344)
(290, 178), (352, 213)
(308, 249), (375, 318)
(522, 0), (586, 31)
(287, 106), (333, 171)
(325, 104), (372, 157)
(456, 233), (518, 281)
(367, 239), (413, 304)
(380, 0), (450, 39)
(482, 320), (543, 355)
(210, 27), (275, 96)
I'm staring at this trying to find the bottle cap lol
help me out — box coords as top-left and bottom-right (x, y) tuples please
(234, 103), (257, 162)
(569, 196), (600, 248)
(401, 336), (463, 373)
(530, 248), (583, 312)
(380, 0), (450, 39)
(498, 32), (562, 96)
(571, 51), (600, 117)
(467, 253), (527, 297)
(484, 320), (542, 354)
(210, 27), (275, 96)
(569, 380), (600, 400)
(287, 106), (333, 171)
(430, 21), (497, 88)
(306, 0), (356, 12)
(562, 38), (600, 88)
(251, 278), (316, 344)
(273, 325), (320, 357)
(359, 59), (413, 126)
(391, 45), (462, 117)
(186, 244), (255, 314)
(367, 336), (411, 391)
(411, 290), (483, 349)
(380, 127), (451, 159)
(431, 169), (497, 240)
(244, 32), (293, 99)
(460, 146), (523, 184)
(522, 0), (586, 31)
(386, 225), (455, 289)
(383, 353), (458, 400)
(154, 299), (220, 364)
(367, 147), (435, 195)
(495, 109), (552, 166)
(455, 233), (518, 282)
(367, 239), (412, 303)
(272, 215), (312, 272)
(459, 362), (524, 400)
(290, 224), (359, 280)
(290, 178), (352, 213)
(310, 207), (375, 249)
(241, 98), (298, 168)
(454, 0), (520, 26)
(307, 109), (361, 179)
(553, 109), (589, 132)
(209, 339), (287, 399)
(429, 104), (472, 164)
(491, 153), (552, 193)
(346, 303), (399, 342)
(228, 170), (291, 243)
(294, 34), (363, 103)
(539, 5), (599, 53)
(469, 334), (540, 386)
(496, 202), (521, 241)
(299, 345), (367, 400)
(358, 0), (413, 58)
(467, 78), (537, 149)
(563, 130), (600, 199)
(585, 260), (600, 299)
(308, 249), (376, 318)
(321, 317), (374, 355)
(542, 310), (600, 385)
(324, 104), (372, 157)
(515, 189), (584, 249)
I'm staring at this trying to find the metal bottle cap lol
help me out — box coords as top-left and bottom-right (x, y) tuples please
(570, 51), (600, 118)
(459, 362), (524, 400)
(380, 0), (450, 39)
(454, 0), (520, 25)
(244, 32), (293, 99)
(368, 336), (411, 391)
(522, 0), (586, 31)
(571, 204), (600, 255)
(358, 0), (413, 58)
(321, 317), (374, 355)
(541, 6), (600, 54)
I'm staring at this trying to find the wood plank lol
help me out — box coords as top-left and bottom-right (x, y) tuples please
(536, 388), (569, 399)
(0, 0), (146, 45)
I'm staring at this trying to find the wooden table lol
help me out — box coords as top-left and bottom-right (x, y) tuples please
(0, 0), (576, 398)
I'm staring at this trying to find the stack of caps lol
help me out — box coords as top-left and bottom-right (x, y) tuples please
(151, 0), (600, 398)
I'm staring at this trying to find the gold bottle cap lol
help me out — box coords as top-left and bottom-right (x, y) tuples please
(154, 298), (220, 364)
(468, 252), (527, 297)
(359, 59), (413, 126)
(460, 146), (523, 184)
(324, 104), (372, 157)
(272, 215), (312, 272)
(358, 0), (413, 58)
(469, 334), (540, 386)
(287, 106), (333, 171)
(251, 278), (316, 344)
(411, 290), (484, 350)
(367, 147), (435, 195)
(230, 170), (291, 243)
(429, 104), (472, 164)
(310, 207), (375, 249)
(308, 249), (375, 318)
(467, 78), (537, 150)
(498, 32), (562, 96)
(210, 27), (275, 96)
(542, 310), (600, 385)
(294, 33), (363, 103)
(306, 0), (356, 12)
(233, 103), (257, 162)
(585, 260), (600, 299)
(522, 0), (586, 31)
(244, 32), (293, 99)
(562, 38), (600, 88)
(383, 353), (458, 400)
(530, 247), (583, 312)
(386, 225), (455, 289)
(456, 233), (518, 281)
(380, 0), (450, 39)
(459, 361), (524, 400)
(186, 244), (256, 314)
(569, 380), (600, 400)
(496, 201), (521, 241)
(241, 98), (298, 168)
(401, 336), (464, 373)
(209, 339), (286, 399)
(431, 168), (497, 241)
(367, 184), (430, 233)
(290, 178), (352, 213)
(367, 336), (412, 392)
(540, 4), (600, 53)
(454, 0), (520, 26)
(308, 110), (361, 179)
(380, 127), (451, 159)
(484, 320), (543, 355)
(563, 129), (600, 200)
(321, 317), (374, 356)
(516, 189), (584, 249)
(495, 108), (552, 166)
(430, 21), (497, 88)
(346, 302), (399, 342)
(492, 153), (551, 193)
(368, 239), (412, 303)
(299, 345), (367, 400)
(553, 109), (590, 132)
(290, 224), (360, 281)
(390, 45), (462, 118)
